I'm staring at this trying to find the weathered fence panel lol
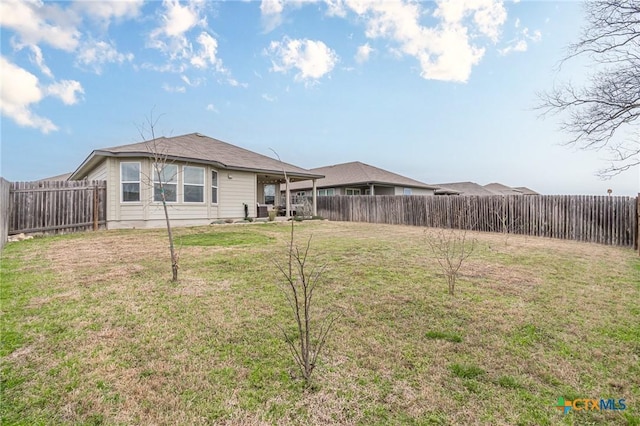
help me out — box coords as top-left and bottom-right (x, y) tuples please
(317, 195), (638, 248)
(9, 180), (107, 235)
(0, 178), (10, 250)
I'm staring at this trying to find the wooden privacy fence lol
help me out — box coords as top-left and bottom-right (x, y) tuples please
(317, 195), (639, 248)
(0, 178), (10, 249)
(9, 180), (107, 235)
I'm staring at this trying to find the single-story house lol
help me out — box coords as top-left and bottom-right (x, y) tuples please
(284, 161), (439, 198)
(435, 181), (540, 196)
(513, 186), (540, 195)
(69, 133), (324, 229)
(434, 182), (498, 196)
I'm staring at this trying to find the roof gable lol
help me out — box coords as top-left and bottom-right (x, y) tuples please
(289, 161), (437, 190)
(71, 133), (322, 180)
(434, 182), (497, 196)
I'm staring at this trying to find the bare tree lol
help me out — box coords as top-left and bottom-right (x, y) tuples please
(138, 112), (179, 282)
(537, 0), (640, 177)
(275, 221), (339, 383)
(425, 228), (476, 296)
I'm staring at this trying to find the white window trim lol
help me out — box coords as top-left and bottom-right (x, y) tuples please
(120, 161), (141, 204)
(317, 188), (336, 196)
(345, 188), (361, 196)
(183, 165), (205, 204)
(211, 169), (219, 205)
(152, 163), (178, 204)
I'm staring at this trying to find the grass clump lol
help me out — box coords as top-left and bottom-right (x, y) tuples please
(424, 330), (463, 343)
(177, 231), (274, 247)
(450, 363), (485, 380)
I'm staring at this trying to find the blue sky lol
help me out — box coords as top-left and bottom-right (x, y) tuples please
(1, 0), (638, 195)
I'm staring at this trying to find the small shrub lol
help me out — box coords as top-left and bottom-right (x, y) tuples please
(425, 228), (476, 296)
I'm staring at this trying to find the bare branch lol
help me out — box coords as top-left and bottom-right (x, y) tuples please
(537, 0), (640, 177)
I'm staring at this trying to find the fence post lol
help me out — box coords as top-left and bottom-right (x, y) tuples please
(93, 184), (99, 231)
(636, 194), (639, 255)
(0, 178), (10, 250)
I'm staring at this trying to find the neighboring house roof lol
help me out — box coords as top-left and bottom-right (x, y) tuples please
(434, 182), (496, 196)
(483, 183), (524, 195)
(513, 186), (540, 195)
(37, 172), (72, 182)
(70, 133), (323, 181)
(287, 161), (438, 190)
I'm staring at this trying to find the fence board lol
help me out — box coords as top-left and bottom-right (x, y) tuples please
(316, 195), (638, 248)
(9, 180), (107, 236)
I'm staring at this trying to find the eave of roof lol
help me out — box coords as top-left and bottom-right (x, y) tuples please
(69, 134), (324, 181)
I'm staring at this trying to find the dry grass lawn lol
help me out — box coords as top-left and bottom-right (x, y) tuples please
(1, 220), (639, 425)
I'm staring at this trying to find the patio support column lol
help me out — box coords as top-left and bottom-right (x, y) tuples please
(312, 179), (317, 216)
(285, 177), (291, 218)
(370, 183), (375, 196)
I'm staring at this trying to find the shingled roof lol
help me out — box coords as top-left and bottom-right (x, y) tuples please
(483, 183), (524, 195)
(434, 182), (497, 196)
(287, 161), (438, 190)
(70, 133), (323, 181)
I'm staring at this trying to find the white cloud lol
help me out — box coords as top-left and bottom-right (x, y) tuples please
(206, 103), (218, 112)
(262, 93), (277, 102)
(157, 0), (204, 37)
(45, 80), (84, 105)
(266, 37), (338, 82)
(0, 0), (81, 51)
(76, 39), (134, 74)
(73, 0), (143, 24)
(260, 0), (285, 31)
(180, 75), (203, 87)
(499, 25), (542, 56)
(350, 0), (507, 82)
(0, 56), (78, 133)
(11, 41), (55, 78)
(190, 32), (223, 70)
(355, 43), (373, 63)
(261, 0), (508, 83)
(498, 39), (527, 55)
(162, 83), (186, 93)
(147, 1), (236, 83)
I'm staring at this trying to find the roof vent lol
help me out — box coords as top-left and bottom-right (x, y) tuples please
(195, 132), (205, 137)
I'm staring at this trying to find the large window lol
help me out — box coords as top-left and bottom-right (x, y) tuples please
(345, 188), (361, 196)
(211, 170), (218, 204)
(153, 164), (178, 202)
(317, 188), (335, 196)
(183, 166), (204, 203)
(121, 162), (141, 202)
(403, 188), (413, 195)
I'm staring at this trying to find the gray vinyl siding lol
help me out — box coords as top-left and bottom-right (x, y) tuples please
(86, 160), (107, 181)
(218, 171), (256, 218)
(103, 158), (257, 226)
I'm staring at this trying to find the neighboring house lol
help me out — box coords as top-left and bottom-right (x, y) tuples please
(69, 133), (323, 229)
(513, 186), (540, 195)
(483, 183), (525, 195)
(434, 182), (497, 196)
(435, 181), (540, 196)
(285, 161), (439, 198)
(36, 172), (73, 181)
